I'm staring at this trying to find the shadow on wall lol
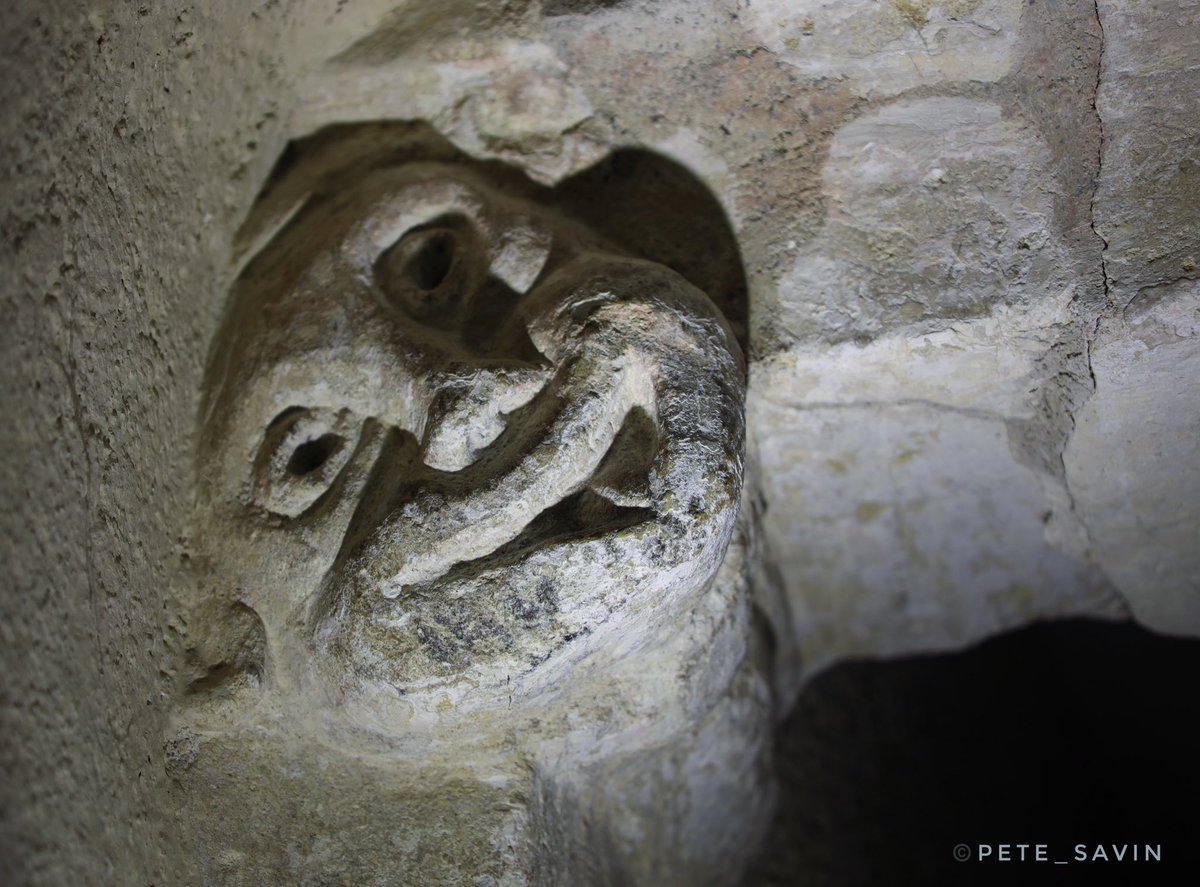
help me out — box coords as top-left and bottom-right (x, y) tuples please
(747, 618), (1200, 886)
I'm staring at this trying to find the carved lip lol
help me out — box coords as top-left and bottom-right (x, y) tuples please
(330, 395), (659, 618)
(387, 487), (656, 600)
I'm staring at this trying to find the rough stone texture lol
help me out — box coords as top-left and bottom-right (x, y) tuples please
(1069, 0), (1200, 638)
(1065, 279), (1200, 636)
(777, 95), (1072, 342)
(3, 0), (1199, 883)
(1093, 0), (1200, 308)
(749, 0), (1126, 676)
(1, 4), (297, 884)
(167, 131), (768, 883)
(745, 0), (1026, 99)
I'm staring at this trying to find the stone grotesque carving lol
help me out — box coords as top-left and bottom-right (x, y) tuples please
(198, 161), (744, 696)
(171, 130), (768, 885)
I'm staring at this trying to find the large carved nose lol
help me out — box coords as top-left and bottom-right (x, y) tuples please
(420, 360), (552, 472)
(365, 201), (558, 474)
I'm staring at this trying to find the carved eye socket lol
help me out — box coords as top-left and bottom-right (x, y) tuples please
(286, 433), (343, 477)
(374, 216), (481, 328)
(253, 408), (357, 519)
(404, 229), (456, 291)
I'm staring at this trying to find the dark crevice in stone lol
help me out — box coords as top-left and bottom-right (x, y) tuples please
(1089, 0), (1111, 307)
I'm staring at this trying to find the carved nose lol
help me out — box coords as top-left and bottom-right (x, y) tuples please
(421, 361), (552, 472)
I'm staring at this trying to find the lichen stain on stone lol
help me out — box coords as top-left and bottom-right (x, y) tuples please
(890, 0), (933, 31)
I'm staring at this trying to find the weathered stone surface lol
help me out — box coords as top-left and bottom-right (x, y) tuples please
(777, 97), (1071, 343)
(1055, 0), (1200, 640)
(3, 0), (1198, 883)
(745, 0), (1026, 98)
(1094, 0), (1200, 306)
(749, 291), (1124, 671)
(298, 38), (604, 184)
(1065, 278), (1200, 636)
(1, 4), (295, 884)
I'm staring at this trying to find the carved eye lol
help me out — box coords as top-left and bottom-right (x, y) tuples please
(286, 433), (343, 477)
(253, 408), (357, 518)
(374, 216), (481, 328)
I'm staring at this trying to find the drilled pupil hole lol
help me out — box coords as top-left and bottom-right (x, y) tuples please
(287, 434), (342, 477)
(407, 231), (456, 291)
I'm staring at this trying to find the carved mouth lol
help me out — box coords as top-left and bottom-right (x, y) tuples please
(325, 344), (658, 589)
(362, 397), (659, 594)
(359, 483), (656, 669)
(408, 486), (655, 596)
(312, 398), (661, 682)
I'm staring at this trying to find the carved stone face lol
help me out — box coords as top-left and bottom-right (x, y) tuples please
(192, 159), (746, 708)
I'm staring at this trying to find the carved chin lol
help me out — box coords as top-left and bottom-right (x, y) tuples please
(317, 523), (633, 691)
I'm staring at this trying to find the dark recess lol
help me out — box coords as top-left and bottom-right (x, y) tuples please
(749, 618), (1200, 886)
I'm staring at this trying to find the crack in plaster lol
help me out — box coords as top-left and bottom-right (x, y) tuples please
(1062, 1), (1125, 605)
(1088, 0), (1111, 307)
